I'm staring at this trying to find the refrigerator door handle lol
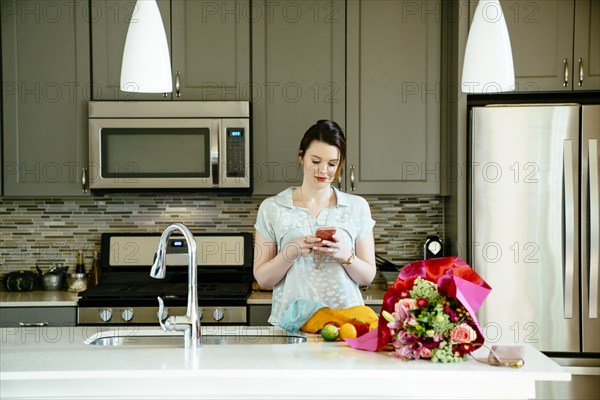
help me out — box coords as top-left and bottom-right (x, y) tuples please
(588, 139), (599, 319)
(563, 140), (575, 319)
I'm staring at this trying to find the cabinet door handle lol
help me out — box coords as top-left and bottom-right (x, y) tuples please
(19, 322), (49, 327)
(175, 70), (181, 97)
(578, 58), (584, 87)
(81, 167), (88, 193)
(563, 58), (569, 87)
(350, 165), (355, 192)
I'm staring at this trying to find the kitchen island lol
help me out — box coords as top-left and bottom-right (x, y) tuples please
(0, 326), (569, 399)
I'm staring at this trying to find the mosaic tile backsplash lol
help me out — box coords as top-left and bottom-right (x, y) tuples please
(0, 194), (444, 275)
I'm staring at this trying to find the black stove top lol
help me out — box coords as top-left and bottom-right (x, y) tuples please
(79, 232), (254, 307)
(78, 269), (253, 307)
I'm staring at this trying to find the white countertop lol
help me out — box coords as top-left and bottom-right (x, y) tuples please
(0, 326), (570, 400)
(0, 290), (78, 307)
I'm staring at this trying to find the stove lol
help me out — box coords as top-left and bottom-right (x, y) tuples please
(77, 232), (254, 325)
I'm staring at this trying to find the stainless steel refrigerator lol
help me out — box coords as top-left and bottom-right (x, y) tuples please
(469, 104), (599, 399)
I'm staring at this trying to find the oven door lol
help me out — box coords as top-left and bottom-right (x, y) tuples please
(89, 118), (219, 189)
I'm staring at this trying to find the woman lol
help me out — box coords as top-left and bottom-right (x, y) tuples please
(253, 120), (377, 326)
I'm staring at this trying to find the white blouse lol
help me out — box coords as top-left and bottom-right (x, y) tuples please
(254, 186), (375, 326)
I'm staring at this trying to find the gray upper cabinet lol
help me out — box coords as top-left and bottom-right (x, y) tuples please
(345, 0), (441, 194)
(252, 0), (346, 195)
(500, 0), (599, 91)
(171, 0), (250, 101)
(2, 0), (90, 196)
(573, 0), (600, 90)
(91, 0), (250, 101)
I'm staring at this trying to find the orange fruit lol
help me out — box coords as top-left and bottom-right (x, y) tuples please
(339, 323), (357, 340)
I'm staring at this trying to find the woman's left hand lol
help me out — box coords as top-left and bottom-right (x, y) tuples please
(311, 235), (352, 264)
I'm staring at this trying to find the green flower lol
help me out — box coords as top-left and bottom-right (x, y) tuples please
(431, 341), (465, 363)
(430, 304), (455, 334)
(409, 277), (441, 304)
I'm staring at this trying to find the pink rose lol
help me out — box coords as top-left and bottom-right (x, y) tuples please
(396, 298), (418, 312)
(419, 347), (433, 359)
(449, 323), (477, 344)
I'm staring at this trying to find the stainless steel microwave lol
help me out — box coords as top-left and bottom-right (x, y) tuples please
(88, 101), (250, 190)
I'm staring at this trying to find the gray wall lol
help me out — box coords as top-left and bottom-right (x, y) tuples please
(0, 194), (444, 275)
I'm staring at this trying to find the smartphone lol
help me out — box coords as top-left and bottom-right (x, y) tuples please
(315, 227), (336, 241)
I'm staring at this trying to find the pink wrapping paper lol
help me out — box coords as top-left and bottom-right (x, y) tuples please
(346, 256), (492, 352)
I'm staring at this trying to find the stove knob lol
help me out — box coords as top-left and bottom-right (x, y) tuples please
(212, 308), (224, 322)
(99, 308), (113, 322)
(121, 308), (134, 322)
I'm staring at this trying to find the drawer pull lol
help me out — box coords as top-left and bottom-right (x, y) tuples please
(19, 322), (49, 327)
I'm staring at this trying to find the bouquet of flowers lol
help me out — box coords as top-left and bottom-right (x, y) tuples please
(346, 256), (492, 363)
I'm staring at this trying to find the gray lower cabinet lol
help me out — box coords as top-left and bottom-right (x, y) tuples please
(498, 0), (599, 91)
(1, 0), (90, 196)
(0, 307), (77, 327)
(251, 0), (346, 194)
(345, 0), (441, 194)
(91, 0), (250, 101)
(248, 304), (271, 326)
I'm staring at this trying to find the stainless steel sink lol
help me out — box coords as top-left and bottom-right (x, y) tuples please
(84, 327), (307, 346)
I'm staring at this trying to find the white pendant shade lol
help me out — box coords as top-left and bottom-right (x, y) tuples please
(461, 0), (515, 93)
(120, 0), (172, 93)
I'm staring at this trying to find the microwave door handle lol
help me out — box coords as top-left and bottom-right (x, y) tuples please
(563, 140), (575, 319)
(212, 163), (219, 186)
(588, 139), (599, 319)
(211, 120), (220, 187)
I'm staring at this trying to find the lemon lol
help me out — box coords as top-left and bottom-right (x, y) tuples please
(339, 323), (357, 340)
(321, 324), (340, 341)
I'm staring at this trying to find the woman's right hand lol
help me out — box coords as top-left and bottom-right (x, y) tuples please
(283, 235), (321, 262)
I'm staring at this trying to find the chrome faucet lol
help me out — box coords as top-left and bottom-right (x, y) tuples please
(150, 223), (200, 349)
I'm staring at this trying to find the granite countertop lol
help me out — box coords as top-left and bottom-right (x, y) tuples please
(0, 290), (79, 307)
(1, 282), (388, 308)
(249, 279), (388, 306)
(0, 325), (570, 399)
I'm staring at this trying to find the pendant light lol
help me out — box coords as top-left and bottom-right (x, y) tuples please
(120, 0), (172, 93)
(461, 0), (515, 93)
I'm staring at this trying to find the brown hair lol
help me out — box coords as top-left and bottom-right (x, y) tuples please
(298, 120), (346, 181)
